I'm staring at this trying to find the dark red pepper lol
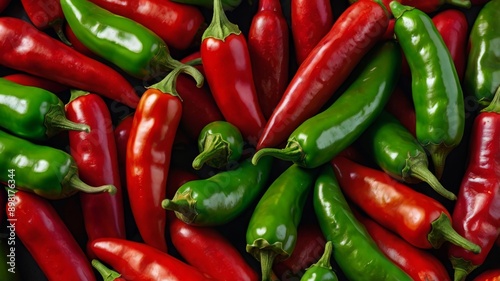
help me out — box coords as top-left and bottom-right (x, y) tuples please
(0, 17), (139, 108)
(248, 0), (290, 119)
(3, 73), (68, 93)
(20, 0), (70, 45)
(384, 86), (417, 136)
(166, 168), (198, 200)
(257, 0), (389, 150)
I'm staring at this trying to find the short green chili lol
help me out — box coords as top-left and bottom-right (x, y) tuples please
(313, 165), (412, 281)
(246, 163), (319, 281)
(390, 1), (465, 179)
(162, 156), (273, 226)
(299, 241), (338, 281)
(252, 41), (401, 169)
(358, 110), (456, 200)
(192, 121), (244, 170)
(0, 78), (89, 141)
(0, 130), (116, 199)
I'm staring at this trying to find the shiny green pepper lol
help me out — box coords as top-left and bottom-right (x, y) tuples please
(300, 241), (338, 281)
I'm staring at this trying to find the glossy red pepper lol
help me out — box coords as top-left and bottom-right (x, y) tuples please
(65, 24), (96, 58)
(473, 269), (500, 281)
(126, 65), (203, 252)
(66, 90), (126, 257)
(291, 0), (333, 65)
(88, 0), (205, 51)
(248, 0), (289, 119)
(331, 156), (481, 253)
(257, 0), (389, 150)
(169, 218), (259, 281)
(6, 190), (96, 280)
(432, 9), (468, 82)
(448, 88), (500, 281)
(0, 17), (139, 109)
(20, 0), (70, 45)
(90, 238), (213, 281)
(3, 73), (68, 93)
(384, 86), (417, 136)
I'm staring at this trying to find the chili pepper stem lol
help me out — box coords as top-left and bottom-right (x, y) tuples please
(450, 257), (479, 281)
(147, 63), (204, 100)
(252, 141), (303, 166)
(312, 241), (333, 269)
(192, 134), (229, 170)
(260, 250), (278, 281)
(389, 1), (413, 19)
(409, 160), (456, 200)
(428, 213), (481, 253)
(162, 196), (197, 224)
(92, 259), (122, 281)
(427, 146), (448, 180)
(45, 105), (90, 134)
(68, 175), (117, 195)
(481, 86), (500, 113)
(202, 0), (241, 41)
(52, 19), (72, 46)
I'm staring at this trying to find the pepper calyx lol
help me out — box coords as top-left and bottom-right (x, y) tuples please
(147, 63), (204, 100)
(202, 0), (241, 42)
(45, 102), (90, 138)
(252, 141), (304, 166)
(428, 212), (481, 253)
(162, 190), (198, 224)
(92, 259), (122, 281)
(449, 256), (479, 281)
(192, 134), (230, 170)
(246, 239), (288, 281)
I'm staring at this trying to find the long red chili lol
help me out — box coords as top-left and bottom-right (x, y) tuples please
(0, 17), (139, 109)
(66, 90), (126, 257)
(3, 73), (68, 93)
(201, 0), (266, 145)
(90, 238), (213, 280)
(169, 217), (259, 281)
(6, 190), (96, 280)
(257, 0), (389, 150)
(20, 0), (70, 44)
(248, 0), (289, 119)
(331, 156), (481, 253)
(384, 86), (417, 136)
(448, 87), (500, 281)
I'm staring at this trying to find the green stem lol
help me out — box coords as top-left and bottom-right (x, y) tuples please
(252, 142), (303, 165)
(45, 105), (90, 136)
(428, 213), (481, 253)
(426, 144), (449, 180)
(192, 134), (228, 170)
(314, 241), (333, 269)
(52, 19), (72, 46)
(389, 1), (413, 19)
(161, 198), (197, 224)
(68, 175), (117, 195)
(260, 250), (278, 281)
(481, 86), (500, 113)
(92, 260), (122, 281)
(410, 161), (456, 200)
(450, 257), (478, 281)
(202, 0), (241, 41)
(148, 63), (204, 100)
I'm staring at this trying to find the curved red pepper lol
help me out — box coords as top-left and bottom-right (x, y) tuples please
(66, 91), (126, 257)
(90, 238), (213, 280)
(89, 0), (205, 51)
(291, 0), (333, 65)
(6, 190), (96, 280)
(3, 73), (68, 93)
(20, 0), (70, 44)
(65, 24), (97, 58)
(257, 0), (389, 150)
(473, 269), (500, 281)
(432, 9), (468, 82)
(169, 218), (259, 281)
(384, 86), (417, 136)
(248, 0), (290, 119)
(0, 17), (139, 108)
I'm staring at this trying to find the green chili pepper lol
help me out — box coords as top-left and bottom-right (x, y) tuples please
(252, 41), (401, 169)
(464, 0), (500, 107)
(0, 130), (116, 200)
(192, 121), (244, 170)
(162, 156), (273, 226)
(60, 0), (191, 79)
(390, 1), (465, 179)
(246, 163), (319, 281)
(358, 110), (456, 200)
(313, 165), (412, 281)
(299, 241), (338, 281)
(0, 78), (89, 141)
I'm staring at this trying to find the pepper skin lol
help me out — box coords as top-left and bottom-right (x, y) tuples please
(331, 156), (480, 253)
(0, 17), (139, 108)
(448, 87), (500, 281)
(20, 0), (70, 44)
(3, 73), (68, 93)
(201, 0), (266, 145)
(299, 241), (338, 281)
(256, 0), (389, 150)
(162, 156), (273, 226)
(391, 1), (465, 179)
(313, 165), (413, 281)
(6, 190), (96, 280)
(252, 41), (400, 169)
(92, 260), (126, 281)
(384, 86), (416, 136)
(0, 78), (89, 141)
(90, 238), (213, 281)
(473, 270), (500, 281)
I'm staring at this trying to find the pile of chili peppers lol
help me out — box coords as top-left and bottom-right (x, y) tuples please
(0, 0), (499, 280)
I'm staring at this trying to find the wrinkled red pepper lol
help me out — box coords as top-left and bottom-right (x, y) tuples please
(20, 0), (70, 44)
(3, 73), (68, 93)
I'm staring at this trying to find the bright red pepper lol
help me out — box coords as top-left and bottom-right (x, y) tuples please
(291, 0), (333, 65)
(331, 156), (481, 253)
(20, 0), (70, 45)
(66, 90), (126, 257)
(88, 0), (205, 51)
(169, 218), (259, 281)
(384, 86), (417, 136)
(90, 238), (213, 281)
(0, 17), (139, 109)
(126, 65), (203, 252)
(473, 269), (500, 281)
(3, 73), (68, 93)
(448, 88), (500, 281)
(257, 0), (389, 150)
(6, 190), (96, 280)
(248, 0), (290, 119)
(432, 9), (468, 82)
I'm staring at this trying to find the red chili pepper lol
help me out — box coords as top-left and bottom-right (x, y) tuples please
(257, 0), (389, 150)
(166, 168), (198, 200)
(355, 211), (451, 281)
(473, 269), (500, 281)
(248, 0), (290, 119)
(448, 88), (500, 281)
(3, 73), (68, 93)
(331, 156), (481, 253)
(20, 0), (70, 45)
(383, 19), (396, 40)
(65, 24), (96, 58)
(291, 0), (333, 65)
(66, 90), (126, 257)
(0, 17), (139, 109)
(90, 237), (214, 280)
(432, 9), (468, 82)
(384, 86), (417, 136)
(6, 190), (96, 280)
(169, 217), (259, 281)
(88, 0), (205, 51)
(126, 65), (203, 252)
